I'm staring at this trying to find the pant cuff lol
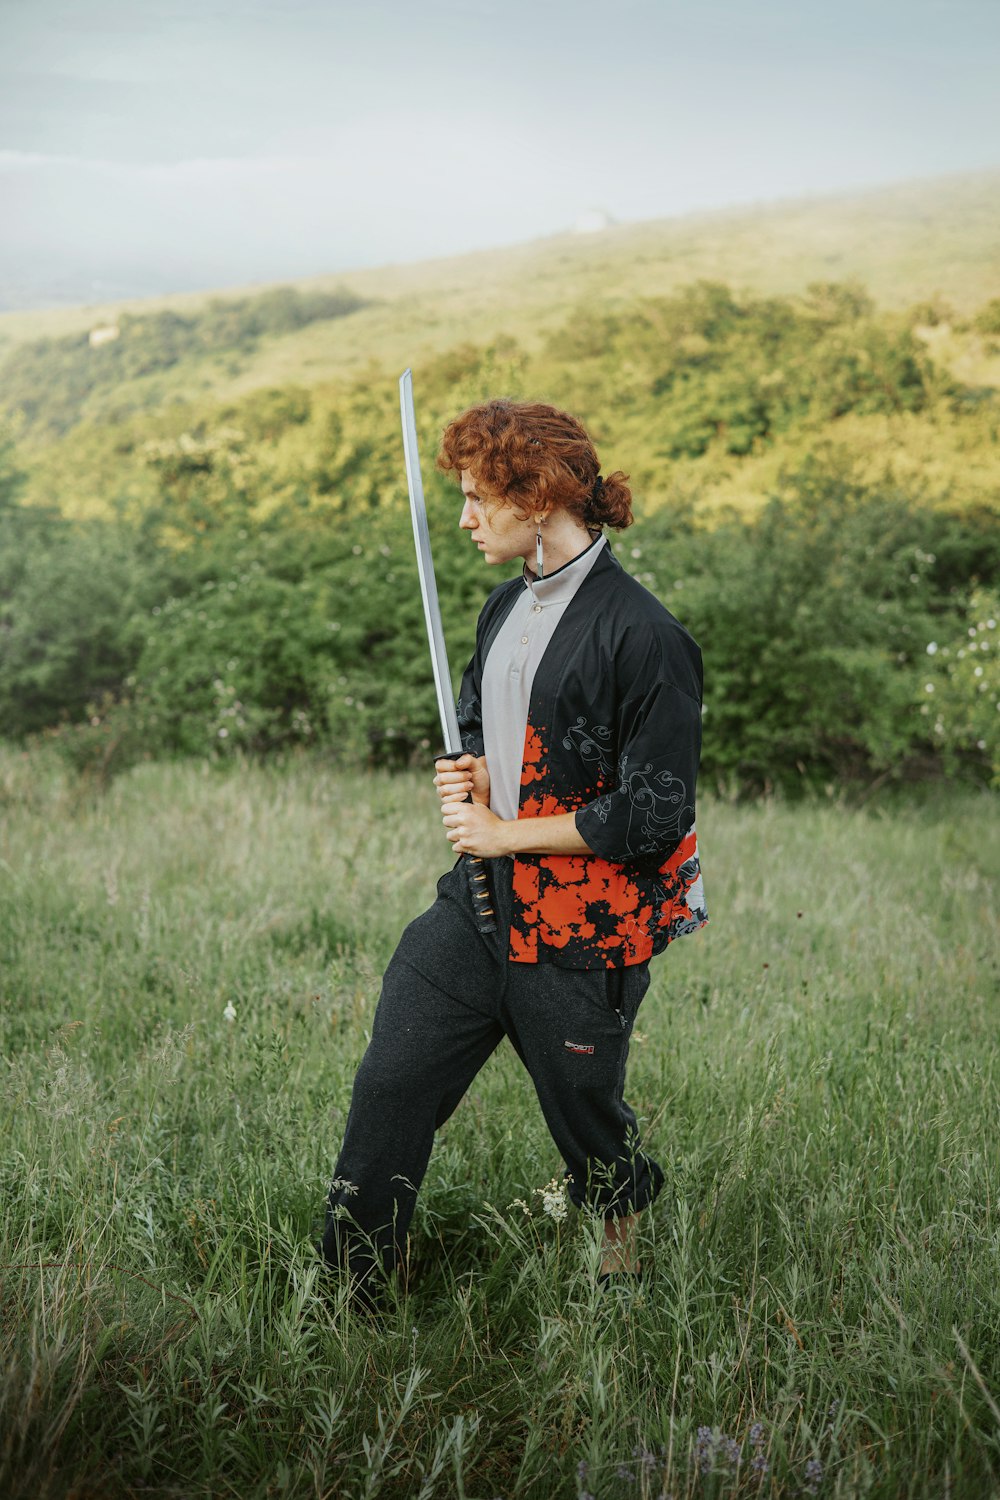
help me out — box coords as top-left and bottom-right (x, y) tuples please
(565, 1153), (665, 1219)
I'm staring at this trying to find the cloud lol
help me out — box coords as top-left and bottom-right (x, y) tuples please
(0, 113), (592, 279)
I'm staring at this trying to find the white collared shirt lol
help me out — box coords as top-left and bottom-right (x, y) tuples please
(481, 531), (608, 821)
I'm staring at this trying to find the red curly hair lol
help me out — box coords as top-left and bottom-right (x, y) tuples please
(436, 398), (633, 530)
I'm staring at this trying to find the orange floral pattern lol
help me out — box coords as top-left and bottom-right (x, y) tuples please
(509, 717), (707, 967)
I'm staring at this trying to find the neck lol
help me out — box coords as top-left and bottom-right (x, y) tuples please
(523, 517), (597, 576)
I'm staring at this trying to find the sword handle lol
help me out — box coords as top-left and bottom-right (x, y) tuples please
(463, 845), (497, 935)
(434, 750), (497, 935)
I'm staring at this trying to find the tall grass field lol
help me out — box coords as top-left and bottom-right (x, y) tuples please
(1, 749), (998, 1499)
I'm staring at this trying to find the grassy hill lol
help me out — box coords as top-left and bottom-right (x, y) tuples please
(0, 163), (997, 532)
(1, 164), (999, 406)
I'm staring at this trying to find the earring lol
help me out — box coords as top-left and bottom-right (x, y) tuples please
(535, 520), (545, 579)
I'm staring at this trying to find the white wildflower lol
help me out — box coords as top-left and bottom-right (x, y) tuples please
(534, 1175), (568, 1223)
(926, 642), (938, 655)
(223, 1001), (237, 1022)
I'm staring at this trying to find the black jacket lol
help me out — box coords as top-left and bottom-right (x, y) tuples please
(456, 540), (708, 968)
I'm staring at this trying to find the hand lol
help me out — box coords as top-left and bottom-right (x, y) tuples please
(434, 753), (491, 807)
(440, 799), (512, 858)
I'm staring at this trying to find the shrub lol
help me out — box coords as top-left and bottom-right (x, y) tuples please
(636, 459), (995, 792)
(0, 508), (152, 737)
(973, 298), (1000, 337)
(918, 587), (999, 785)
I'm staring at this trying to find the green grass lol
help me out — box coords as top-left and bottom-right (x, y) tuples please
(1, 748), (998, 1498)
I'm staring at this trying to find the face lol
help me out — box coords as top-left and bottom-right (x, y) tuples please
(459, 469), (538, 566)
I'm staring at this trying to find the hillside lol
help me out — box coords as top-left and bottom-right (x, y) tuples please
(0, 163), (997, 791)
(1, 165), (998, 406)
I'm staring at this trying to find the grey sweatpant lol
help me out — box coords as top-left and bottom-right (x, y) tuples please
(322, 853), (664, 1286)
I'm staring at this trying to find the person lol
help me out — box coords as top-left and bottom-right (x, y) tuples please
(321, 398), (707, 1309)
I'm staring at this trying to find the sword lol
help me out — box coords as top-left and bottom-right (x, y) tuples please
(398, 368), (497, 935)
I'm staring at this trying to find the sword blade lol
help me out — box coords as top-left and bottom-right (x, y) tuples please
(399, 368), (463, 756)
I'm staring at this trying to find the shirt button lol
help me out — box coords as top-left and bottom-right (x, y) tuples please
(533, 604), (542, 613)
(521, 636), (529, 644)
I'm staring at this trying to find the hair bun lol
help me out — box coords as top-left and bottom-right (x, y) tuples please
(585, 469), (632, 529)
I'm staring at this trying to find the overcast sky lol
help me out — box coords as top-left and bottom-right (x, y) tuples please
(1, 0), (998, 309)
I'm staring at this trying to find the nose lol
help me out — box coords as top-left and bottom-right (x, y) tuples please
(459, 498), (477, 530)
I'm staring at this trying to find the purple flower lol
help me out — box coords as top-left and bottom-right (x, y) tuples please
(751, 1452), (770, 1476)
(749, 1420), (765, 1447)
(721, 1435), (742, 1467)
(805, 1455), (824, 1492)
(614, 1462), (635, 1482)
(630, 1442), (657, 1471)
(694, 1425), (715, 1474)
(576, 1460), (589, 1482)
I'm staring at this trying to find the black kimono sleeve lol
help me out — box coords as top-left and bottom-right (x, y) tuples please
(574, 634), (703, 867)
